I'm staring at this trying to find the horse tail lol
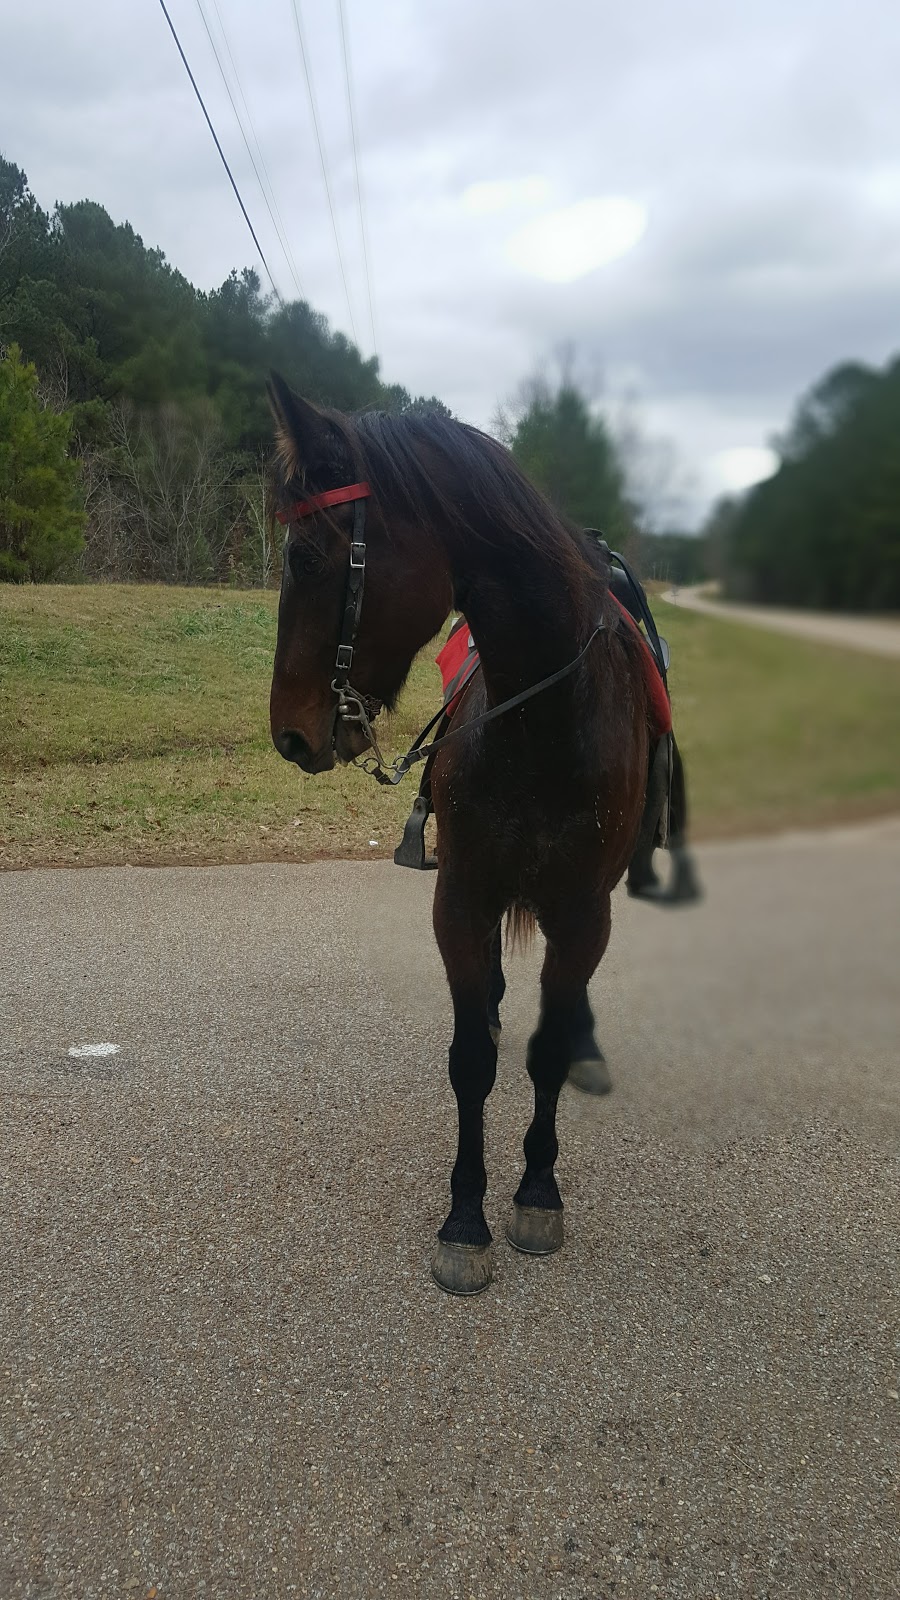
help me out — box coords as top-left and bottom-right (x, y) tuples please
(505, 904), (538, 953)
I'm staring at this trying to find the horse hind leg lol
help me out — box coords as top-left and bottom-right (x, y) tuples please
(431, 875), (504, 1295)
(567, 987), (612, 1096)
(486, 924), (505, 1045)
(486, 922), (609, 1087)
(508, 897), (611, 1255)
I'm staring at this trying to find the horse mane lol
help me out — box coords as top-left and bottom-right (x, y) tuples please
(321, 407), (604, 596)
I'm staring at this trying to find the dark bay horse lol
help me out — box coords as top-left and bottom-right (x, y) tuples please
(268, 377), (656, 1294)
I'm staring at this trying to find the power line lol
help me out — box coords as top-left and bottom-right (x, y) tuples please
(156, 0), (284, 304)
(196, 0), (303, 300)
(336, 0), (377, 360)
(195, 0), (307, 303)
(288, 0), (359, 344)
(207, 0), (306, 302)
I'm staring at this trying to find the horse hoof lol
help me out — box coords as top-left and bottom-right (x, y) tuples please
(489, 1023), (501, 1046)
(431, 1240), (493, 1296)
(568, 1056), (612, 1095)
(506, 1203), (564, 1255)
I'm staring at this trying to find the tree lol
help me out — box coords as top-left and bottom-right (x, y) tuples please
(723, 355), (900, 610)
(97, 400), (239, 584)
(0, 152), (449, 582)
(0, 344), (84, 580)
(627, 528), (710, 586)
(499, 373), (632, 541)
(774, 362), (879, 464)
(699, 496), (740, 589)
(611, 398), (695, 535)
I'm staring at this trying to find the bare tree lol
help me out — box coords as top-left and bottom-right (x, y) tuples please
(102, 400), (239, 583)
(238, 453), (277, 588)
(611, 392), (696, 534)
(34, 347), (70, 413)
(77, 442), (137, 580)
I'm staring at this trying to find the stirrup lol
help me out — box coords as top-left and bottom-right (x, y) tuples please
(627, 844), (702, 906)
(393, 794), (438, 870)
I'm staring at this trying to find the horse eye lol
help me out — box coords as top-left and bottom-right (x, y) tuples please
(288, 539), (326, 581)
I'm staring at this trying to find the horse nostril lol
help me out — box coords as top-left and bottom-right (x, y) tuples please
(275, 729), (312, 767)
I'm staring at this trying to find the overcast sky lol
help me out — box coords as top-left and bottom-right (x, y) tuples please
(4, 0), (899, 521)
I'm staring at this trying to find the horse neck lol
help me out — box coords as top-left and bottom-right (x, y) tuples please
(425, 508), (605, 704)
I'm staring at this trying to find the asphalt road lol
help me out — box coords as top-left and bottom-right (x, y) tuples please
(2, 821), (898, 1599)
(662, 587), (900, 658)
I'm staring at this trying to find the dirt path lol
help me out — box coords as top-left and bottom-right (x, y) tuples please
(663, 584), (900, 657)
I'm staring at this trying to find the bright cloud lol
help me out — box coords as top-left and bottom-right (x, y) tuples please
(461, 176), (551, 216)
(709, 446), (779, 494)
(505, 198), (648, 284)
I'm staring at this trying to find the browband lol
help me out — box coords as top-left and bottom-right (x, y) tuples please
(276, 482), (371, 524)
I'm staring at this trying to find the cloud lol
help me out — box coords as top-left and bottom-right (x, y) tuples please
(461, 177), (551, 216)
(3, 0), (900, 519)
(505, 198), (648, 283)
(710, 447), (779, 496)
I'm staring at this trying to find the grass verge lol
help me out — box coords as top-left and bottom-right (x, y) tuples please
(2, 584), (899, 869)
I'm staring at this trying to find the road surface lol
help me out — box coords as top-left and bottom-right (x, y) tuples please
(663, 586), (900, 658)
(2, 822), (899, 1598)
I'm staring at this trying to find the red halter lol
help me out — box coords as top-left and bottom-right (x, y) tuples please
(276, 482), (371, 524)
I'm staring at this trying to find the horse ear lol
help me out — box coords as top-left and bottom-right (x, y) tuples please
(267, 373), (332, 483)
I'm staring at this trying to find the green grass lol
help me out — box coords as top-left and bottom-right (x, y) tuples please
(2, 583), (899, 869)
(659, 600), (900, 833)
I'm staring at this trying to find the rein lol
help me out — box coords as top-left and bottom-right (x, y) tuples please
(358, 622), (607, 786)
(279, 481), (607, 788)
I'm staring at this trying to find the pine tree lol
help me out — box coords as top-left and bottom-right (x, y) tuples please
(725, 356), (900, 610)
(0, 344), (85, 580)
(505, 377), (631, 541)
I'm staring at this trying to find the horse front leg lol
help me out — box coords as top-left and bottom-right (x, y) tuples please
(431, 874), (503, 1296)
(508, 895), (611, 1255)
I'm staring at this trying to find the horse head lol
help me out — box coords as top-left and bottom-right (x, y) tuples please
(268, 375), (452, 772)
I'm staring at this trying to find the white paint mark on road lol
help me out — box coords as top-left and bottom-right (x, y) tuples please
(68, 1043), (120, 1059)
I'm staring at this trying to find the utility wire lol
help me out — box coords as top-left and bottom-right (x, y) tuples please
(156, 0), (283, 303)
(288, 0), (359, 344)
(336, 0), (377, 359)
(196, 0), (307, 303)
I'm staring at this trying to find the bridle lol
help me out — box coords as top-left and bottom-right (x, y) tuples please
(277, 481), (387, 756)
(277, 479), (611, 787)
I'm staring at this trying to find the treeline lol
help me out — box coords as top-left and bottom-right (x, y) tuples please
(712, 357), (900, 611)
(7, 144), (895, 611)
(0, 155), (441, 583)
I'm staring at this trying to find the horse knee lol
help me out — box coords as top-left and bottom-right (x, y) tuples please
(448, 1006), (497, 1101)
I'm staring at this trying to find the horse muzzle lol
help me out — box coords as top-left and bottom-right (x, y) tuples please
(273, 728), (336, 773)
